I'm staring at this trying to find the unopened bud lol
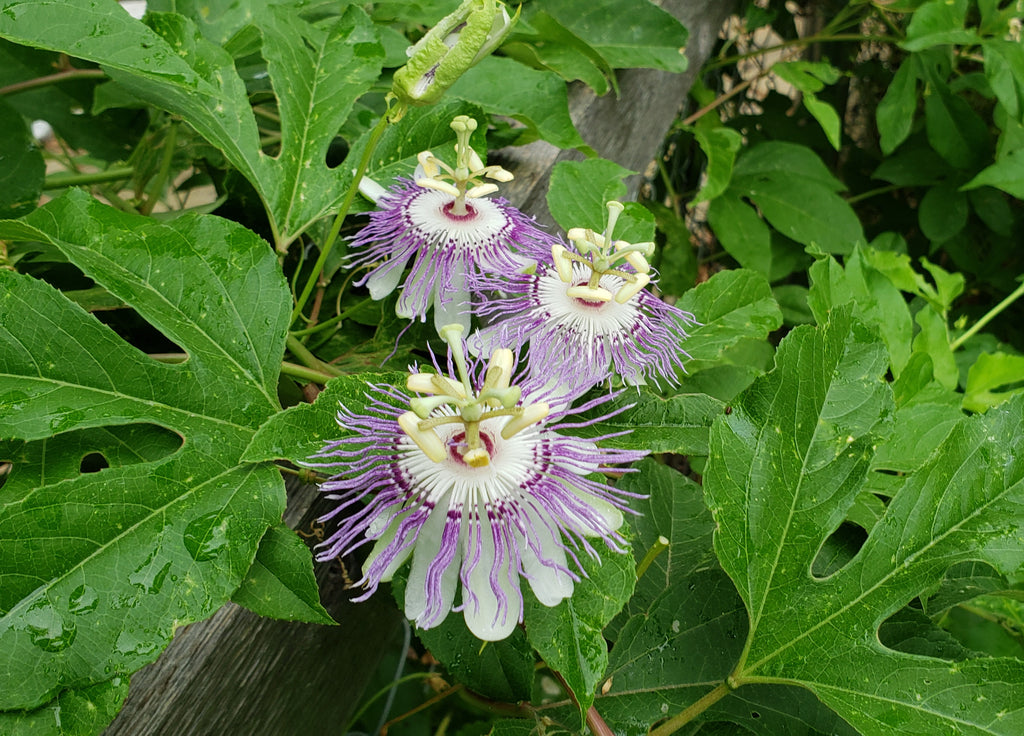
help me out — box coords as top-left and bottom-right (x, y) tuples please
(392, 0), (513, 108)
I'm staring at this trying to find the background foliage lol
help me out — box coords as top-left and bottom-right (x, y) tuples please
(1, 0), (1023, 734)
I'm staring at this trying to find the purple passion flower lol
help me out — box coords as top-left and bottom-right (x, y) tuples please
(306, 325), (647, 641)
(349, 116), (554, 335)
(474, 201), (698, 389)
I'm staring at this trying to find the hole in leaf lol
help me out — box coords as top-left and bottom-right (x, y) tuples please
(751, 711), (761, 719)
(79, 452), (110, 474)
(93, 307), (186, 358)
(0, 461), (11, 491)
(811, 522), (867, 579)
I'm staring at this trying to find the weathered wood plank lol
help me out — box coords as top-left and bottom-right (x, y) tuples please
(104, 3), (734, 733)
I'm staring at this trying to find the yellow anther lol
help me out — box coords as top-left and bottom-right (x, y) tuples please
(614, 273), (650, 304)
(567, 284), (613, 303)
(407, 372), (467, 398)
(622, 250), (651, 274)
(398, 411), (447, 462)
(487, 167), (514, 182)
(417, 150), (440, 178)
(466, 183), (499, 198)
(552, 243), (574, 283)
(501, 403), (550, 439)
(485, 349), (515, 391)
(416, 178), (460, 196)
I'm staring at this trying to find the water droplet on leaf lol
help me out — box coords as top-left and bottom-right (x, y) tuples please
(183, 513), (229, 562)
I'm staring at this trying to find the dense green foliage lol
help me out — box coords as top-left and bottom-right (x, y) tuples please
(1, 0), (1023, 734)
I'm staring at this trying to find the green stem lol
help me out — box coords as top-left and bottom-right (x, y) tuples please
(705, 33), (899, 71)
(636, 536), (670, 579)
(286, 334), (342, 379)
(289, 295), (374, 337)
(648, 682), (733, 736)
(139, 122), (178, 216)
(345, 672), (438, 731)
(291, 113), (390, 324)
(280, 360), (336, 384)
(44, 167), (135, 190)
(949, 280), (1024, 351)
(845, 183), (902, 204)
(0, 68), (106, 96)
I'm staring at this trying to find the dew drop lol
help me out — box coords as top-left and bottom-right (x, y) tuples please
(68, 585), (98, 615)
(183, 513), (229, 562)
(115, 629), (159, 658)
(24, 602), (77, 652)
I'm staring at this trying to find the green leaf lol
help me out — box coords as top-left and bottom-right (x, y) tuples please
(232, 523), (335, 625)
(876, 55), (920, 155)
(773, 62), (843, 149)
(801, 91), (842, 150)
(676, 269), (784, 377)
(645, 201), (697, 296)
(0, 98), (44, 219)
(807, 246), (915, 375)
(984, 40), (1024, 119)
(524, 540), (635, 725)
(0, 2), (384, 246)
(706, 193), (773, 274)
(0, 678), (130, 736)
(964, 351), (1024, 412)
(924, 80), (991, 172)
(963, 148), (1024, 199)
(506, 12), (615, 95)
(706, 307), (1024, 734)
(913, 307), (958, 390)
(692, 124), (743, 203)
(391, 572), (536, 703)
(532, 0), (689, 73)
(574, 389), (724, 457)
(448, 56), (586, 150)
(546, 158), (633, 232)
(0, 189), (288, 710)
(243, 372), (408, 466)
(902, 0), (979, 51)
(620, 460), (717, 612)
(728, 142), (863, 254)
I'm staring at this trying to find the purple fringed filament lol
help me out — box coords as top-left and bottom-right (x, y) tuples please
(306, 325), (647, 641)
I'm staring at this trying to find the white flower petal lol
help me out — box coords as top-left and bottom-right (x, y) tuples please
(433, 262), (471, 335)
(405, 495), (460, 627)
(367, 257), (410, 301)
(362, 509), (415, 583)
(520, 504), (574, 607)
(463, 513), (521, 641)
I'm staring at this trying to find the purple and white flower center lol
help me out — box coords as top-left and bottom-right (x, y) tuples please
(406, 189), (509, 252)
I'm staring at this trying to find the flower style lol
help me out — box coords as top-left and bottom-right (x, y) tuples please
(473, 201), (698, 389)
(349, 116), (555, 335)
(307, 325), (647, 641)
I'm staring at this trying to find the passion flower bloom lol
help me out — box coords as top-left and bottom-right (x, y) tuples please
(307, 325), (646, 641)
(349, 115), (555, 335)
(473, 201), (698, 389)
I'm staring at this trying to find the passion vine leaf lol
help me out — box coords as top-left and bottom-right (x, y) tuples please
(703, 306), (1024, 734)
(0, 0), (384, 247)
(0, 189), (290, 713)
(524, 540), (636, 727)
(592, 461), (857, 736)
(231, 524), (335, 625)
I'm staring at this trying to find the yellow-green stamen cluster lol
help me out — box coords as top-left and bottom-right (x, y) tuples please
(415, 116), (514, 216)
(552, 201), (656, 304)
(398, 324), (549, 468)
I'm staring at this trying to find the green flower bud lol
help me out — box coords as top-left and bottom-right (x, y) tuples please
(392, 0), (513, 109)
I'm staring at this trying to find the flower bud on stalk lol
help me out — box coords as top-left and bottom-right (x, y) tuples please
(392, 0), (513, 114)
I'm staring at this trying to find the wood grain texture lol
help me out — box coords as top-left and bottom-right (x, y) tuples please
(104, 2), (735, 733)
